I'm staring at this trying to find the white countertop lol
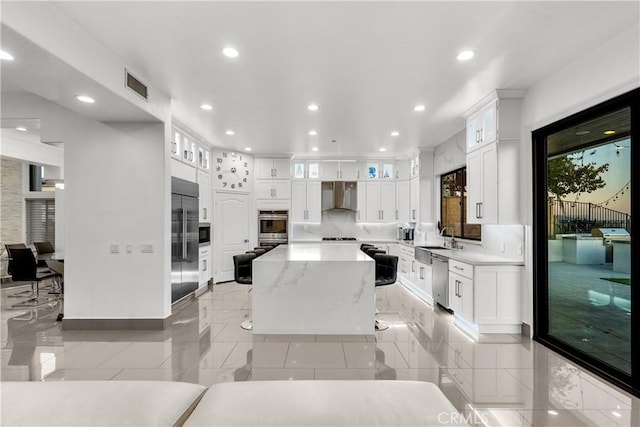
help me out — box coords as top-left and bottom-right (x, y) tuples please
(429, 249), (524, 266)
(256, 243), (371, 262)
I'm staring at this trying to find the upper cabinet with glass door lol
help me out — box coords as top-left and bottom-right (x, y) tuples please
(366, 160), (395, 180)
(172, 125), (197, 166)
(198, 144), (210, 172)
(465, 90), (524, 154)
(292, 160), (320, 180)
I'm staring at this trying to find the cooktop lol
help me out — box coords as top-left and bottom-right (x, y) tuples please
(322, 237), (357, 241)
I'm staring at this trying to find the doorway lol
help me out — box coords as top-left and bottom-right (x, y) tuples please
(214, 192), (250, 282)
(533, 88), (638, 395)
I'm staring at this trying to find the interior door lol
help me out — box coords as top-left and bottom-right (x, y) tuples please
(214, 192), (249, 282)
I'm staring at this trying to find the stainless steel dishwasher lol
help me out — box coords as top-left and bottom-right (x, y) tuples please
(415, 246), (450, 309)
(431, 254), (449, 309)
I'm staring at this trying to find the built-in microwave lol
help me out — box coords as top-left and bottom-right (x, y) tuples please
(258, 210), (288, 246)
(199, 223), (211, 246)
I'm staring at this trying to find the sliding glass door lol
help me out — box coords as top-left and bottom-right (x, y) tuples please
(533, 88), (638, 395)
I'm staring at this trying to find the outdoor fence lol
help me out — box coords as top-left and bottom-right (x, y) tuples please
(548, 199), (631, 237)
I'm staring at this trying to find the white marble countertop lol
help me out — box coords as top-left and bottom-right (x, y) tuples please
(256, 243), (371, 262)
(427, 248), (524, 266)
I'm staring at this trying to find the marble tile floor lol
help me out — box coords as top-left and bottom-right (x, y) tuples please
(1, 281), (639, 426)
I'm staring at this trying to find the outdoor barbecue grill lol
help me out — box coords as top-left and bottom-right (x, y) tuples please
(591, 228), (631, 262)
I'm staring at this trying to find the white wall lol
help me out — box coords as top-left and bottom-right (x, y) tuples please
(64, 119), (169, 319)
(2, 93), (171, 320)
(518, 23), (640, 328)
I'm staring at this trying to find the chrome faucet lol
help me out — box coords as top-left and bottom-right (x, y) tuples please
(440, 226), (458, 249)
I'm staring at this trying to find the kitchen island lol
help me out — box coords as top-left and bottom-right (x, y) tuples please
(252, 243), (375, 334)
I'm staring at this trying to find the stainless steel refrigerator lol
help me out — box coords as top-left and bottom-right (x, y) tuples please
(171, 177), (199, 303)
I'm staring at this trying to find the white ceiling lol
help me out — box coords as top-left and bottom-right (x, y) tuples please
(2, 1), (639, 157)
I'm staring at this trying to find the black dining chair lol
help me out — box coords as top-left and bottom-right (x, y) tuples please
(5, 244), (34, 298)
(33, 241), (55, 267)
(373, 254), (399, 331)
(8, 248), (61, 307)
(360, 243), (375, 252)
(233, 253), (257, 330)
(246, 248), (266, 257)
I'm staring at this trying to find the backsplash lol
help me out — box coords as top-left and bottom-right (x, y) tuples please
(291, 210), (397, 240)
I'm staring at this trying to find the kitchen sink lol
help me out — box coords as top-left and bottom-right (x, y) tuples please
(417, 246), (447, 250)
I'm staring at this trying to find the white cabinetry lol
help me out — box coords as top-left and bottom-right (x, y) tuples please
(291, 181), (321, 222)
(415, 260), (433, 298)
(396, 177), (419, 222)
(395, 180), (410, 222)
(467, 144), (497, 224)
(409, 177), (420, 222)
(465, 91), (522, 225)
(398, 245), (415, 284)
(449, 266), (474, 323)
(356, 181), (367, 222)
(292, 160), (320, 180)
(255, 157), (291, 209)
(255, 158), (290, 180)
(365, 181), (395, 222)
(256, 180), (290, 200)
(448, 258), (522, 337)
(320, 160), (362, 180)
(466, 99), (497, 153)
(199, 246), (211, 287)
(197, 170), (211, 222)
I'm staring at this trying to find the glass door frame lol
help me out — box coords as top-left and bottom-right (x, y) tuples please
(532, 88), (639, 397)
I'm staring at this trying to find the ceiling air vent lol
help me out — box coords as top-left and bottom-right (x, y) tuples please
(124, 69), (148, 101)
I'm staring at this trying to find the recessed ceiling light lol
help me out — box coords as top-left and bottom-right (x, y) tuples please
(390, 131), (400, 137)
(457, 50), (475, 61)
(547, 410), (558, 416)
(413, 104), (425, 112)
(15, 127), (27, 132)
(222, 47), (239, 58)
(311, 147), (319, 152)
(200, 104), (213, 111)
(575, 130), (590, 136)
(307, 104), (319, 111)
(308, 130), (317, 136)
(603, 130), (616, 135)
(245, 147), (252, 151)
(0, 50), (14, 61)
(379, 147), (387, 152)
(225, 130), (235, 136)
(611, 411), (622, 418)
(76, 95), (95, 104)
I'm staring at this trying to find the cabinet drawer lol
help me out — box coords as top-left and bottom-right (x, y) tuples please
(449, 259), (473, 279)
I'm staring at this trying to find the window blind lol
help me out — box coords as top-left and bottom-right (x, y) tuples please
(25, 199), (55, 246)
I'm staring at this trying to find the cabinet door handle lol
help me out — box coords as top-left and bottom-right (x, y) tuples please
(357, 170), (360, 179)
(203, 207), (207, 219)
(396, 210), (398, 220)
(476, 202), (481, 218)
(476, 129), (481, 143)
(420, 267), (424, 280)
(478, 202), (483, 218)
(411, 260), (415, 272)
(454, 265), (463, 271)
(412, 209), (416, 220)
(456, 280), (460, 297)
(203, 259), (207, 272)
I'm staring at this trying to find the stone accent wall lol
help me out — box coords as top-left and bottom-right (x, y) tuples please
(1, 158), (24, 245)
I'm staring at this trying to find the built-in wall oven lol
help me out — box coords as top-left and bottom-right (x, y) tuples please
(258, 210), (288, 246)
